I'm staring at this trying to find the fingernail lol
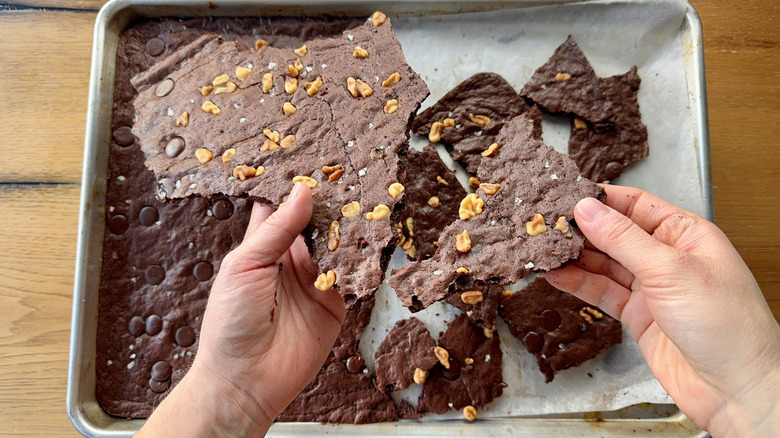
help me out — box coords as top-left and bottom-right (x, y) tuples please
(288, 182), (303, 202)
(577, 198), (609, 223)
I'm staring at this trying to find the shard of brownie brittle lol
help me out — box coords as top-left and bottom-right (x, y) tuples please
(130, 16), (429, 303)
(413, 72), (541, 174)
(520, 35), (613, 129)
(568, 66), (648, 183)
(277, 296), (399, 424)
(389, 114), (605, 311)
(374, 317), (438, 393)
(499, 276), (622, 382)
(398, 145), (467, 261)
(445, 282), (504, 333)
(417, 314), (504, 415)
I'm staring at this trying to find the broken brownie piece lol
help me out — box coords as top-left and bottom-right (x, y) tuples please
(398, 145), (467, 261)
(374, 317), (438, 393)
(445, 282), (504, 333)
(568, 66), (648, 182)
(412, 72), (540, 173)
(417, 314), (504, 415)
(130, 16), (429, 303)
(520, 35), (613, 129)
(499, 276), (622, 382)
(389, 114), (605, 310)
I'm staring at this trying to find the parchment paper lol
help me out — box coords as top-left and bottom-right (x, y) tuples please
(357, 0), (703, 417)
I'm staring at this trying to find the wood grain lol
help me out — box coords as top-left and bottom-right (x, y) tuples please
(0, 1), (777, 436)
(0, 185), (82, 438)
(0, 11), (94, 184)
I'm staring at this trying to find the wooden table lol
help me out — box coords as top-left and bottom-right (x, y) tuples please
(0, 1), (777, 436)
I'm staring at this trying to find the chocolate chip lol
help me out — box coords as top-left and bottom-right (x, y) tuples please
(128, 316), (145, 337)
(151, 360), (172, 381)
(108, 214), (129, 235)
(145, 265), (166, 285)
(139, 206), (160, 226)
(522, 331), (544, 353)
(603, 161), (624, 181)
(145, 314), (162, 336)
(175, 326), (196, 347)
(165, 137), (186, 158)
(212, 199), (234, 220)
(113, 126), (135, 146)
(441, 357), (462, 381)
(145, 37), (165, 57)
(346, 354), (365, 373)
(155, 78), (175, 97)
(539, 309), (562, 331)
(149, 377), (170, 393)
(193, 261), (213, 281)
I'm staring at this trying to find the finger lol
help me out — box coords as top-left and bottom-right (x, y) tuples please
(573, 248), (635, 290)
(234, 182), (313, 269)
(244, 202), (274, 238)
(600, 185), (698, 237)
(574, 197), (675, 279)
(544, 266), (631, 320)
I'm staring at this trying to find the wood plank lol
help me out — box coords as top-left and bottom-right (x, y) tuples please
(0, 11), (95, 184)
(2, 1), (105, 10)
(0, 185), (83, 438)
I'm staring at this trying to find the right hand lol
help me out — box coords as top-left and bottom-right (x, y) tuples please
(545, 184), (780, 437)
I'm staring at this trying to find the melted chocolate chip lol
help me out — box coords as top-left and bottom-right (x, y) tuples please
(522, 331), (544, 353)
(128, 316), (145, 337)
(175, 326), (196, 347)
(113, 126), (135, 146)
(145, 37), (165, 57)
(151, 360), (172, 381)
(212, 199), (234, 220)
(145, 265), (166, 285)
(145, 314), (162, 336)
(149, 377), (170, 393)
(440, 357), (462, 381)
(539, 309), (562, 331)
(193, 261), (213, 281)
(108, 214), (129, 235)
(603, 161), (625, 181)
(155, 78), (175, 97)
(346, 354), (365, 373)
(139, 206), (160, 226)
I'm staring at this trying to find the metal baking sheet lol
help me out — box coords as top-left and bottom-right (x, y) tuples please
(68, 0), (711, 436)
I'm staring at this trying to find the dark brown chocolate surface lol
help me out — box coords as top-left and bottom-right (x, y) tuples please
(374, 317), (438, 393)
(412, 72), (540, 173)
(568, 66), (648, 182)
(499, 277), (623, 382)
(445, 283), (504, 332)
(130, 16), (429, 303)
(398, 145), (467, 261)
(520, 36), (613, 129)
(389, 114), (605, 310)
(417, 314), (504, 415)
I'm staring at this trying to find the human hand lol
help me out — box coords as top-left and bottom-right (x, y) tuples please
(137, 182), (345, 437)
(545, 184), (780, 438)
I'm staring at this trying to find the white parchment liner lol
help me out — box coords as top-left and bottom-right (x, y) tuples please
(357, 0), (702, 417)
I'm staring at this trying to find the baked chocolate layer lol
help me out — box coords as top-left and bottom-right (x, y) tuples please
(499, 277), (622, 382)
(445, 282), (504, 332)
(374, 317), (438, 393)
(389, 114), (605, 310)
(130, 16), (429, 303)
(568, 66), (648, 182)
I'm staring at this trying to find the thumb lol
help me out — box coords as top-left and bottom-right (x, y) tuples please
(233, 182), (313, 270)
(574, 197), (673, 279)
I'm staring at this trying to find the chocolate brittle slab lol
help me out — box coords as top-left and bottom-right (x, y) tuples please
(130, 16), (429, 302)
(568, 66), (649, 183)
(389, 114), (605, 310)
(374, 317), (438, 393)
(445, 283), (504, 333)
(412, 72), (540, 174)
(520, 35), (613, 129)
(499, 277), (622, 382)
